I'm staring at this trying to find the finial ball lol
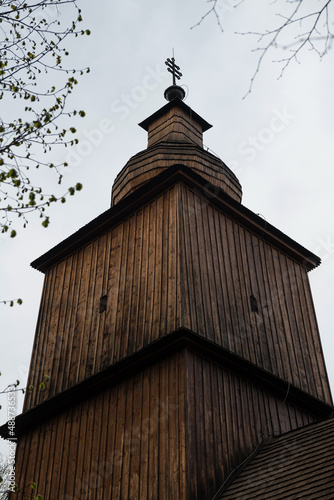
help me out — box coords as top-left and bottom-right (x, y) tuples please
(164, 85), (186, 101)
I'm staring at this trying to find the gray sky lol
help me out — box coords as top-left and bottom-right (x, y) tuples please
(1, 0), (333, 450)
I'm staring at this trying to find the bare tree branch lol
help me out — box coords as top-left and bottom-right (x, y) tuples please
(194, 0), (334, 97)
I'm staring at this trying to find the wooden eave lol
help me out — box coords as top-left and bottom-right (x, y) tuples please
(1, 328), (332, 440)
(138, 97), (212, 132)
(31, 164), (321, 273)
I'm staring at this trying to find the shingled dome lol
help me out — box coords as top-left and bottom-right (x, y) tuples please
(111, 97), (242, 205)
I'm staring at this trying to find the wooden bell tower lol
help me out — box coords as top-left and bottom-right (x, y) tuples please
(5, 59), (333, 499)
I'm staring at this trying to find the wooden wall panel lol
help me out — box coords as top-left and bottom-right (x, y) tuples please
(14, 350), (317, 500)
(24, 186), (182, 410)
(184, 350), (316, 500)
(14, 354), (186, 500)
(23, 180), (331, 413)
(179, 185), (332, 404)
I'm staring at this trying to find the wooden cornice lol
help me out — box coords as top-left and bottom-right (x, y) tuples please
(138, 97), (212, 133)
(31, 164), (320, 273)
(1, 328), (332, 440)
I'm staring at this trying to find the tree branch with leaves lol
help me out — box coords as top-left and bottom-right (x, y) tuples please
(0, 0), (90, 237)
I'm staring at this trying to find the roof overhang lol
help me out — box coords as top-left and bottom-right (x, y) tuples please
(31, 164), (321, 273)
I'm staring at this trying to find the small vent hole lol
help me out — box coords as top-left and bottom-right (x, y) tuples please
(99, 295), (108, 313)
(250, 294), (259, 313)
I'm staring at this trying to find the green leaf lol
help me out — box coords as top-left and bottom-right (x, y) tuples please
(41, 218), (49, 228)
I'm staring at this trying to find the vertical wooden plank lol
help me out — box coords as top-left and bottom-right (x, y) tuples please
(94, 388), (112, 498)
(24, 424), (41, 493)
(202, 203), (221, 343)
(57, 255), (76, 393)
(218, 214), (239, 353)
(158, 356), (169, 498)
(129, 209), (144, 352)
(216, 363), (231, 477)
(144, 199), (157, 346)
(86, 234), (108, 377)
(120, 377), (134, 500)
(137, 205), (149, 349)
(194, 354), (207, 499)
(268, 247), (294, 384)
(43, 260), (66, 401)
(148, 364), (159, 500)
(186, 190), (206, 335)
(52, 257), (73, 396)
(167, 187), (178, 334)
(94, 231), (111, 373)
(258, 239), (283, 378)
(139, 369), (150, 500)
(103, 385), (118, 499)
(60, 251), (81, 393)
(202, 358), (216, 496)
(233, 224), (254, 363)
(58, 407), (74, 497)
(213, 207), (233, 351)
(70, 400), (89, 499)
(48, 412), (66, 497)
(280, 254), (308, 391)
(113, 218), (130, 363)
(80, 395), (98, 498)
(128, 371), (143, 500)
(193, 195), (213, 339)
(179, 186), (196, 332)
(111, 380), (127, 500)
(297, 264), (330, 401)
(151, 195), (163, 341)
(206, 204), (226, 346)
(159, 191), (169, 336)
(105, 223), (122, 367)
(178, 351), (186, 500)
(42, 414), (60, 498)
(78, 239), (99, 382)
(68, 243), (92, 388)
(168, 353), (180, 500)
(184, 349), (198, 499)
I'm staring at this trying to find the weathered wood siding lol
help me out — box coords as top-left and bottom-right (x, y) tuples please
(24, 181), (331, 412)
(184, 350), (315, 500)
(14, 350), (316, 500)
(24, 185), (181, 411)
(179, 185), (332, 404)
(15, 354), (186, 500)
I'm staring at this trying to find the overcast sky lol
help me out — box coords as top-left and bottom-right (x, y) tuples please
(1, 0), (334, 452)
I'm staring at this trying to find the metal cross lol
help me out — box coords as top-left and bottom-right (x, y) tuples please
(165, 56), (182, 86)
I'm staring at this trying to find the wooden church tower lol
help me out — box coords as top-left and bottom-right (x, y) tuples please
(4, 59), (333, 499)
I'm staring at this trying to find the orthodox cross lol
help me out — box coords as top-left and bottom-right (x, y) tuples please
(165, 55), (182, 85)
